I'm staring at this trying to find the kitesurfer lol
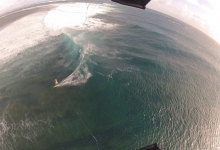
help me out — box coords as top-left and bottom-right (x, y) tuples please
(54, 79), (58, 85)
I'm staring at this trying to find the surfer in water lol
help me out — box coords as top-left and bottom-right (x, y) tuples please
(54, 79), (58, 85)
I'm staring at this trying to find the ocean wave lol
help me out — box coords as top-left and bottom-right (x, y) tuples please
(0, 2), (118, 67)
(0, 3), (108, 86)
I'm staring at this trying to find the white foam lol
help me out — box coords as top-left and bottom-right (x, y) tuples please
(0, 113), (53, 149)
(43, 3), (118, 36)
(0, 2), (117, 67)
(0, 11), (49, 67)
(55, 42), (98, 87)
(45, 3), (119, 87)
(0, 2), (118, 86)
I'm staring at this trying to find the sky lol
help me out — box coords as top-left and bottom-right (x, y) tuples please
(147, 0), (220, 44)
(0, 0), (219, 44)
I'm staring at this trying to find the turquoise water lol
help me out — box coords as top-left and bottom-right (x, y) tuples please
(1, 2), (220, 150)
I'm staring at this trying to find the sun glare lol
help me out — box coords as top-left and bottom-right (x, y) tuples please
(205, 8), (220, 44)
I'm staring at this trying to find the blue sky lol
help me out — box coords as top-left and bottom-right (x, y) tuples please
(0, 0), (219, 43)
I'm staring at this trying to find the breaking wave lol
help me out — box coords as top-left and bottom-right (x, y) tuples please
(0, 2), (119, 87)
(43, 3), (119, 87)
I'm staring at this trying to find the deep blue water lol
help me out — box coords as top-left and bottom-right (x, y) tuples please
(0, 2), (220, 150)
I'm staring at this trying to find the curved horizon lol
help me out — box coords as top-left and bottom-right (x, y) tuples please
(1, 0), (220, 44)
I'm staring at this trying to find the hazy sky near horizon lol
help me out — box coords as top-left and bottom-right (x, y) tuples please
(0, 0), (219, 44)
(147, 0), (220, 44)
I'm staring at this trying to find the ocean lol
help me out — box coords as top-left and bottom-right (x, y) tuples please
(0, 2), (220, 150)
